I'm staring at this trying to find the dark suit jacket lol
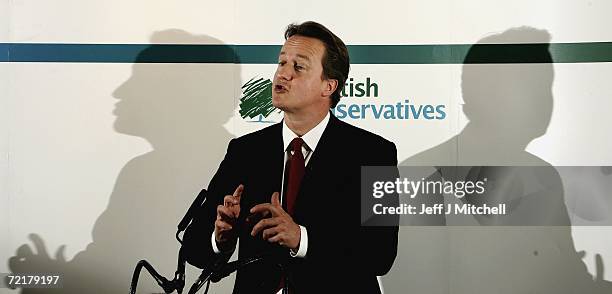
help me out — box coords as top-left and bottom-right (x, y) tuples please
(184, 114), (399, 294)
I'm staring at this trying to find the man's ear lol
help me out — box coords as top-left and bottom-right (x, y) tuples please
(322, 79), (338, 97)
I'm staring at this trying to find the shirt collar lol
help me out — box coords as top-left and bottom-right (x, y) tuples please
(282, 111), (330, 152)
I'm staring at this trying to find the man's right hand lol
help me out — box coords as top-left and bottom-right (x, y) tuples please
(214, 184), (243, 251)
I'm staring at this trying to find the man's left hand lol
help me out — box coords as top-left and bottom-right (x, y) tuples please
(250, 192), (301, 250)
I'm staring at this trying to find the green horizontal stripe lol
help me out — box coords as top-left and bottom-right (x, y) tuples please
(1, 42), (611, 63)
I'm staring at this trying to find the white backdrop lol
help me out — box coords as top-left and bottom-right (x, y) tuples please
(2, 0), (612, 293)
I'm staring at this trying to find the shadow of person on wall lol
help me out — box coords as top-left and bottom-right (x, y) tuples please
(382, 27), (612, 294)
(8, 29), (240, 293)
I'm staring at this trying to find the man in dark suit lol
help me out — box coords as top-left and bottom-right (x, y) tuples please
(184, 21), (398, 293)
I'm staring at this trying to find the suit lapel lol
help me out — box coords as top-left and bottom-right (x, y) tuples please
(297, 113), (339, 200)
(247, 122), (284, 206)
(269, 122), (285, 195)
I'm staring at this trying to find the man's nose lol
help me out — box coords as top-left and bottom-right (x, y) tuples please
(275, 65), (293, 81)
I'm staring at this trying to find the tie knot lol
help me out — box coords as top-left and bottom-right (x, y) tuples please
(290, 137), (304, 153)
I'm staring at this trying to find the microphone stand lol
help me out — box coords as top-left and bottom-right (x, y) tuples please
(130, 248), (271, 294)
(129, 248), (187, 294)
(128, 189), (288, 294)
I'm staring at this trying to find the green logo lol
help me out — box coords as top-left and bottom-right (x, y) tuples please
(239, 77), (279, 123)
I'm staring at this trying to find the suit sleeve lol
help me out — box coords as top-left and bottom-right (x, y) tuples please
(181, 138), (241, 268)
(305, 140), (399, 277)
(358, 142), (399, 275)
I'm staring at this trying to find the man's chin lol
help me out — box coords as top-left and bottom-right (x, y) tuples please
(274, 105), (287, 112)
(271, 99), (285, 111)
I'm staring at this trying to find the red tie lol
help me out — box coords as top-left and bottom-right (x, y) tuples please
(277, 137), (305, 293)
(285, 137), (305, 216)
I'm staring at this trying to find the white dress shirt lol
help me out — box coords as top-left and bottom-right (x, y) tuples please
(212, 112), (331, 261)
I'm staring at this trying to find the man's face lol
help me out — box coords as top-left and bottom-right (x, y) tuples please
(272, 35), (331, 114)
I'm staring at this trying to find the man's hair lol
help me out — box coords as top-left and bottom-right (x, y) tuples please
(284, 21), (349, 108)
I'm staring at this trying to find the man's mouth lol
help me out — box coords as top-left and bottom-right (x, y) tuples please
(274, 84), (288, 93)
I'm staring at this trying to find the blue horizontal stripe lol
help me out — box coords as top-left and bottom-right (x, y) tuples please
(0, 42), (611, 64)
(0, 43), (8, 62)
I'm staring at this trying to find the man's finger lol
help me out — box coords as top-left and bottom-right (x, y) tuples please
(250, 203), (282, 217)
(233, 184), (244, 199)
(224, 184), (244, 207)
(271, 192), (280, 207)
(250, 203), (272, 214)
(262, 227), (280, 240)
(246, 210), (270, 223)
(224, 195), (240, 207)
(251, 217), (283, 236)
(268, 233), (284, 244)
(215, 219), (233, 231)
(217, 205), (238, 220)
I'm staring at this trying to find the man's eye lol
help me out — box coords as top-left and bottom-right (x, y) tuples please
(294, 65), (303, 71)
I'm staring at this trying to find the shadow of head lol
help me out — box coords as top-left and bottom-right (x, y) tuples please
(461, 27), (554, 146)
(111, 29), (241, 142)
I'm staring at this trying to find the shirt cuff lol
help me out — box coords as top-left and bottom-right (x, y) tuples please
(212, 230), (237, 254)
(211, 231), (222, 254)
(290, 225), (308, 258)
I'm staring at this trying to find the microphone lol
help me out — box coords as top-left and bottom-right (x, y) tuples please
(177, 189), (208, 243)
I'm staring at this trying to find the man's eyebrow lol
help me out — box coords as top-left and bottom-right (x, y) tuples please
(295, 54), (311, 62)
(277, 51), (311, 63)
